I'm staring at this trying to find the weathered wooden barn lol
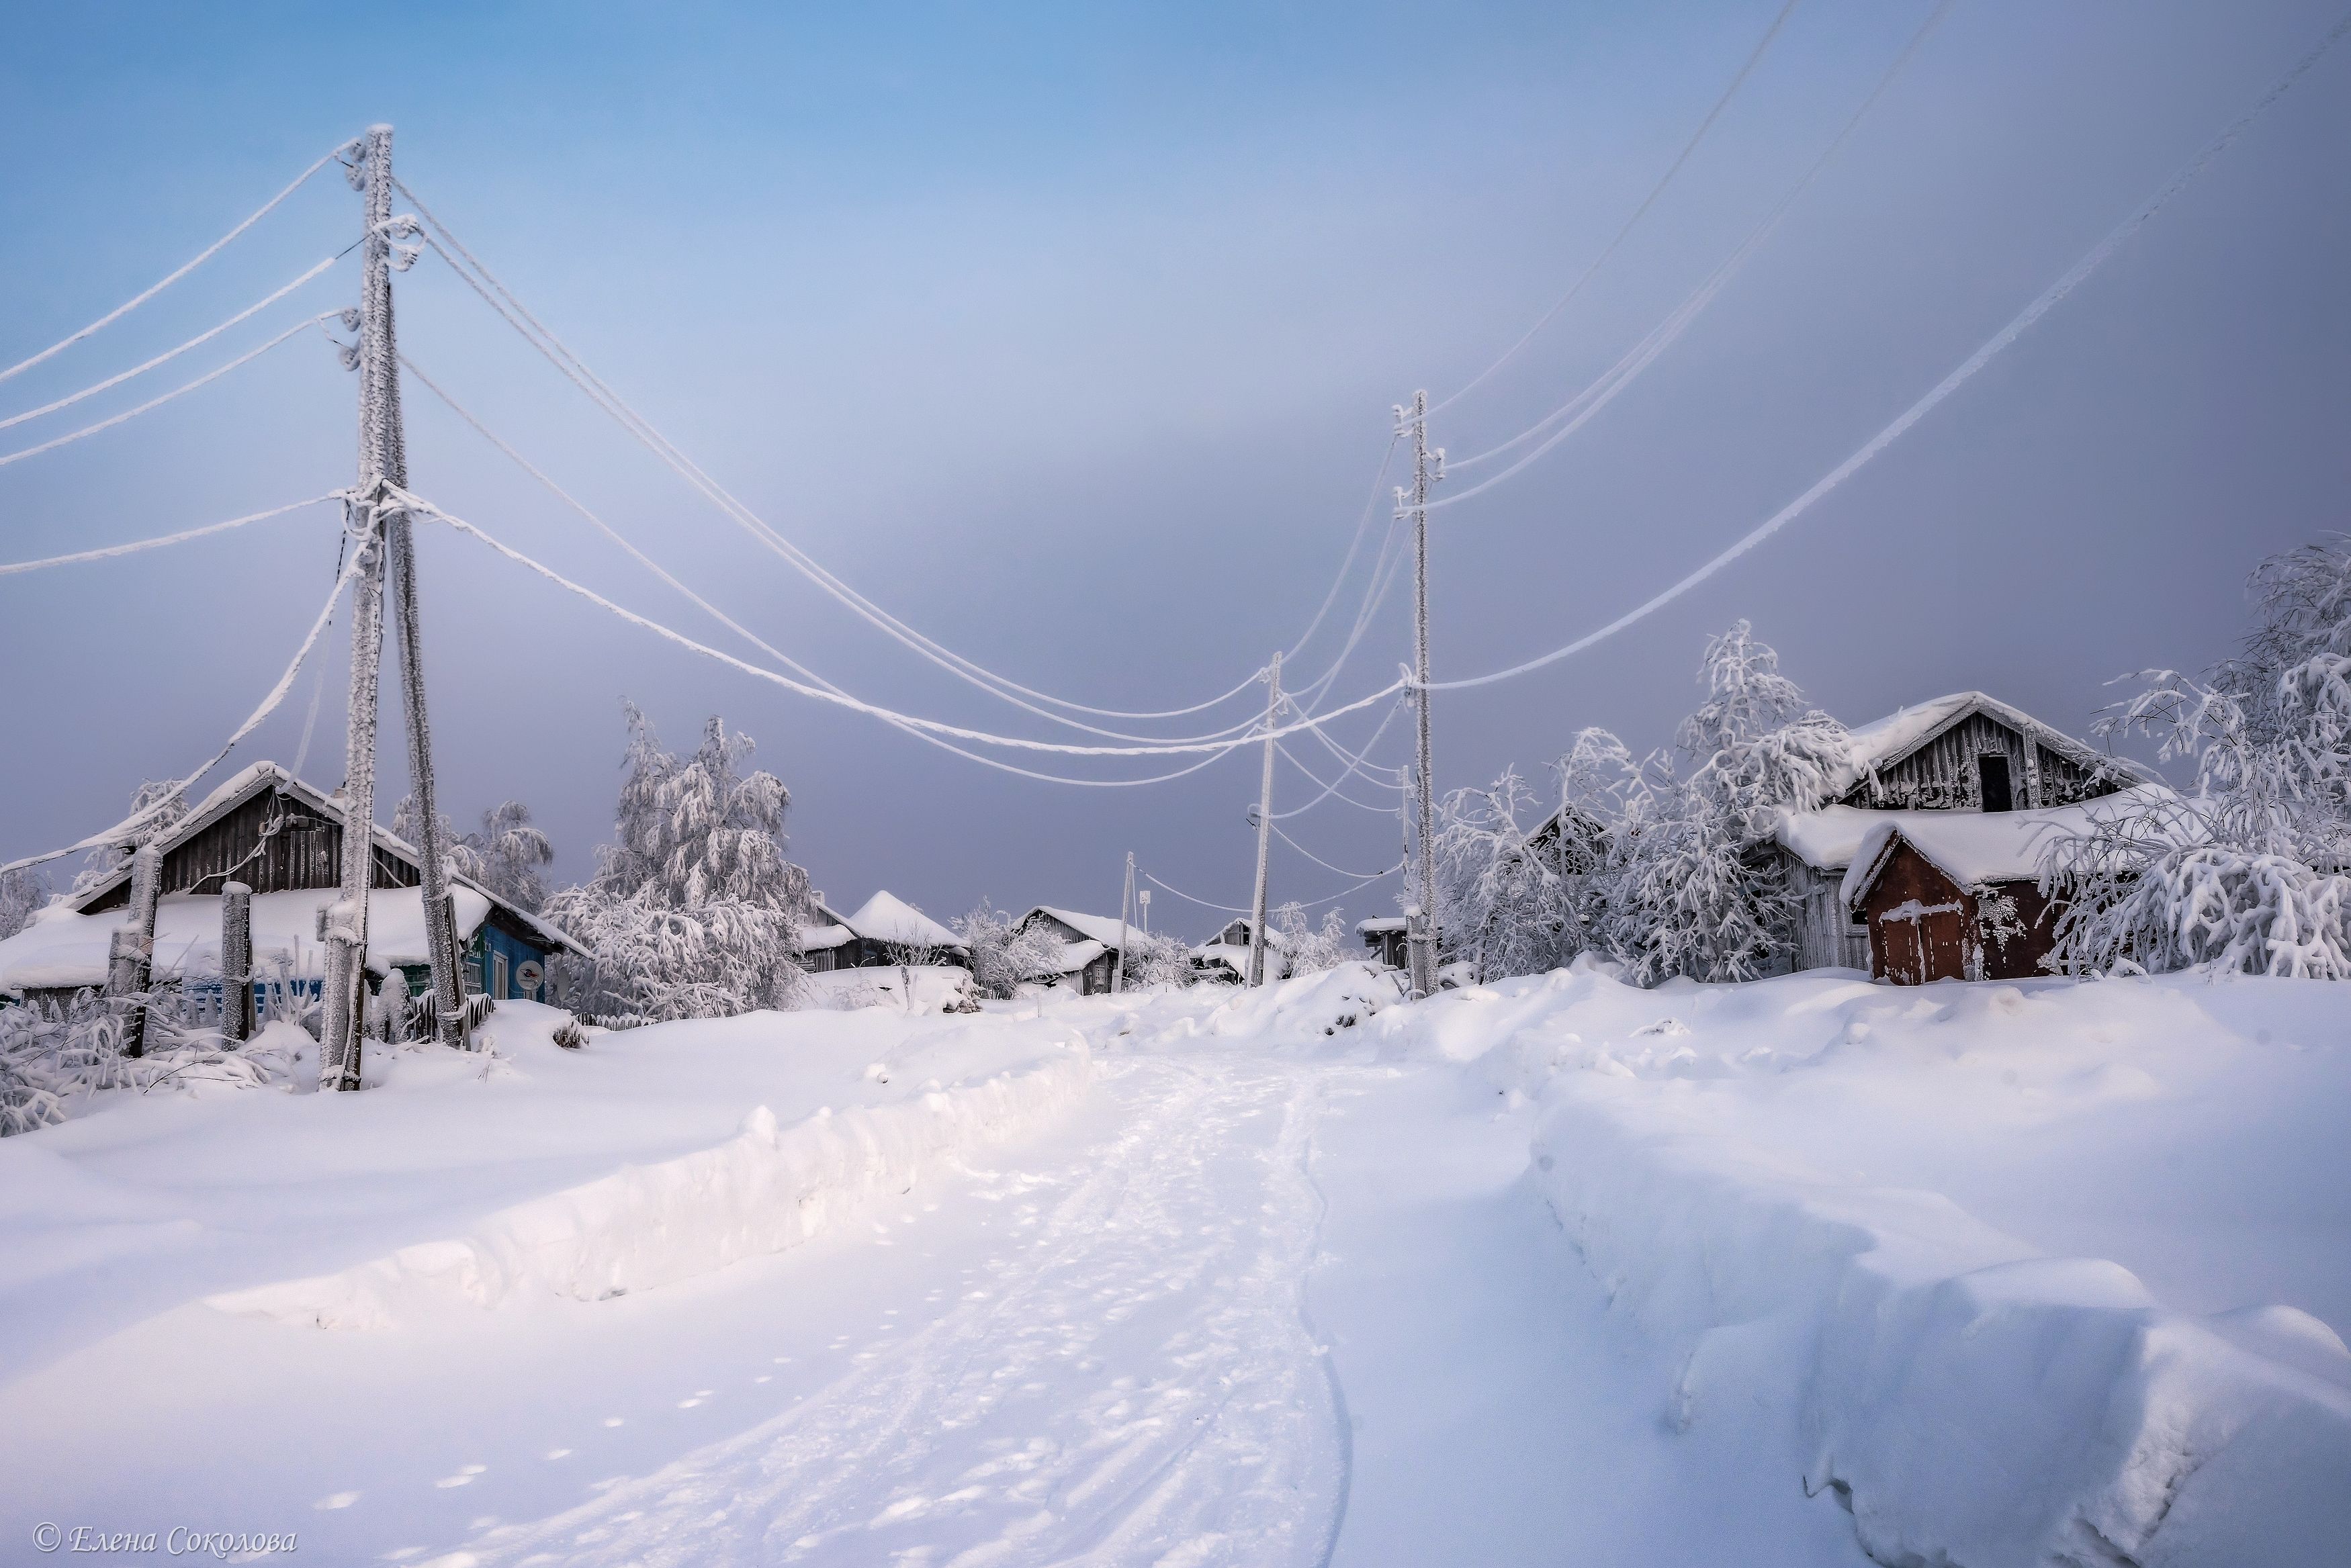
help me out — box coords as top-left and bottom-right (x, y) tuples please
(1769, 693), (2139, 973)
(0, 762), (579, 1009)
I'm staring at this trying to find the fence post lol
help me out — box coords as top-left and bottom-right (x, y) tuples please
(107, 843), (165, 1058)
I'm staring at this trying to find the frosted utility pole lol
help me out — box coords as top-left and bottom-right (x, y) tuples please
(369, 146), (470, 1053)
(1248, 651), (1282, 986)
(1114, 850), (1135, 994)
(1405, 389), (1441, 999)
(326, 123), (470, 1085)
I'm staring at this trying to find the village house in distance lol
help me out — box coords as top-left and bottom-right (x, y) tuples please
(0, 763), (578, 1019)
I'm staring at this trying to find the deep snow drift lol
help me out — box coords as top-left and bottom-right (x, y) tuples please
(1368, 962), (2351, 1567)
(0, 965), (2342, 1567)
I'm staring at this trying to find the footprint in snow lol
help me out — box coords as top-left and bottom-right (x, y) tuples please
(312, 1491), (360, 1510)
(434, 1465), (488, 1488)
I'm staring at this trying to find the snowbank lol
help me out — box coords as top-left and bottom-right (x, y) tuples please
(0, 1001), (1088, 1379)
(1452, 967), (2351, 1566)
(799, 962), (976, 1013)
(210, 1040), (1090, 1328)
(1533, 1098), (2350, 1566)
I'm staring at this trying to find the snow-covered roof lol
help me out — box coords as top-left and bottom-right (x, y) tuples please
(841, 891), (967, 953)
(1831, 692), (2131, 796)
(1773, 805), (1937, 871)
(1038, 938), (1106, 976)
(0, 885), (493, 995)
(63, 760), (583, 958)
(1024, 906), (1130, 950)
(1190, 941), (1251, 975)
(1840, 787), (2173, 907)
(1356, 916), (1407, 933)
(797, 923), (852, 952)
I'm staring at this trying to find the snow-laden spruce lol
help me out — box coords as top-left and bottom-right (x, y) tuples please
(2046, 537), (2351, 977)
(547, 704), (815, 1025)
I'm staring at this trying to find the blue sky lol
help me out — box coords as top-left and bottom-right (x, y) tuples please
(3, 1), (2347, 935)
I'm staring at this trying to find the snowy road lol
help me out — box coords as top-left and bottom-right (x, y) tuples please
(454, 1053), (1348, 1567)
(0, 1002), (1867, 1567)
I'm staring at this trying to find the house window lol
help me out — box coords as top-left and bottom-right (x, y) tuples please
(1978, 753), (2014, 813)
(492, 952), (508, 999)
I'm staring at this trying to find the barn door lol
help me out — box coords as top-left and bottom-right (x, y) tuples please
(1877, 903), (1968, 984)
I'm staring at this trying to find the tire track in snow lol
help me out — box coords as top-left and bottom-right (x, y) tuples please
(439, 1054), (1345, 1568)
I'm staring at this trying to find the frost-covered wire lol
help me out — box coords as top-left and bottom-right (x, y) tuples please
(1270, 821), (1399, 881)
(1426, 0), (1800, 419)
(1144, 863), (1399, 917)
(1273, 697), (1409, 819)
(0, 257), (343, 434)
(0, 314), (337, 469)
(0, 542), (365, 876)
(398, 188), (1278, 731)
(402, 486), (1406, 755)
(1426, 7), (2351, 694)
(398, 358), (1241, 789)
(1427, 0), (1954, 508)
(0, 492), (345, 578)
(0, 135), (359, 389)
(1279, 747), (1401, 823)
(1282, 432), (1401, 663)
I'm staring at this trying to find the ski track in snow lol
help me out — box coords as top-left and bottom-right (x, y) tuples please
(443, 1056), (1346, 1568)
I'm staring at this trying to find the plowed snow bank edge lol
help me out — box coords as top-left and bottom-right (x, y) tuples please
(210, 1046), (1092, 1330)
(1531, 1097), (2351, 1567)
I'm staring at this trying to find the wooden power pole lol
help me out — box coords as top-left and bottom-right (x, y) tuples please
(323, 122), (469, 1089)
(1248, 651), (1281, 986)
(1114, 850), (1135, 994)
(1407, 390), (1440, 999)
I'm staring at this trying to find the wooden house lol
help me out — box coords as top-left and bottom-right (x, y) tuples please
(1770, 693), (2139, 972)
(1356, 915), (1407, 968)
(1017, 907), (1128, 995)
(0, 762), (580, 1010)
(1192, 917), (1282, 984)
(828, 891), (970, 970)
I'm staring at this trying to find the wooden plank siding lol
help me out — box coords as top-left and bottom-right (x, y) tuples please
(1776, 848), (1871, 972)
(1839, 712), (2117, 813)
(79, 790), (416, 913)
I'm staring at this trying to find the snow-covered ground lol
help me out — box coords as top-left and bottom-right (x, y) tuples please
(0, 965), (2342, 1565)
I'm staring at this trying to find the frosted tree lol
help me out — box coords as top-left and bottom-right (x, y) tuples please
(0, 867), (48, 942)
(1272, 902), (1350, 975)
(1119, 929), (1196, 990)
(956, 903), (1065, 999)
(1597, 623), (1850, 984)
(546, 704), (814, 1023)
(2045, 539), (2351, 977)
(1429, 753), (1606, 984)
(71, 780), (187, 896)
(394, 797), (554, 913)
